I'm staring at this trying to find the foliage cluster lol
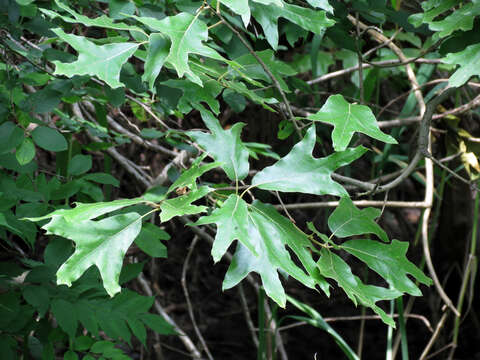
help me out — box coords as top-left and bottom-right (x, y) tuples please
(0, 0), (479, 359)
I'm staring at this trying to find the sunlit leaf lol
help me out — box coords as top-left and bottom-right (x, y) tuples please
(159, 186), (211, 222)
(51, 28), (139, 88)
(252, 126), (367, 196)
(43, 213), (143, 296)
(131, 13), (226, 85)
(188, 107), (250, 182)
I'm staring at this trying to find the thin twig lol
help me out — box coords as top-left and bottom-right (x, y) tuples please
(210, 7), (301, 137)
(238, 284), (259, 348)
(137, 273), (202, 359)
(181, 236), (215, 360)
(419, 311), (450, 360)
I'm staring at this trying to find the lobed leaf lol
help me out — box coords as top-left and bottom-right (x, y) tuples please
(251, 0), (334, 49)
(252, 125), (367, 196)
(44, 213), (143, 297)
(188, 108), (250, 182)
(159, 186), (211, 223)
(131, 13), (226, 86)
(308, 94), (397, 151)
(317, 249), (401, 327)
(51, 28), (139, 89)
(340, 239), (432, 296)
(328, 197), (389, 242)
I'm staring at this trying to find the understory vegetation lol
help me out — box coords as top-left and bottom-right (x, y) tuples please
(0, 0), (479, 359)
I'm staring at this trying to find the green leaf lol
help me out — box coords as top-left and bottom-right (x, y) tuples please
(51, 299), (78, 338)
(188, 108), (250, 182)
(340, 239), (432, 296)
(305, 0), (334, 13)
(328, 197), (389, 242)
(409, 0), (480, 39)
(160, 186), (211, 222)
(251, 1), (334, 49)
(68, 154), (92, 176)
(131, 13), (226, 85)
(134, 222), (169, 258)
(43, 213), (143, 296)
(51, 28), (139, 89)
(287, 295), (359, 360)
(224, 200), (329, 307)
(0, 122), (24, 155)
(221, 0), (250, 27)
(40, 0), (143, 32)
(317, 249), (401, 327)
(168, 157), (221, 194)
(140, 313), (176, 335)
(15, 138), (35, 165)
(23, 285), (49, 318)
(26, 198), (145, 222)
(443, 43), (480, 87)
(82, 173), (120, 187)
(31, 126), (68, 152)
(192, 195), (257, 262)
(252, 126), (367, 196)
(308, 94), (397, 151)
(233, 50), (296, 92)
(252, 0), (283, 6)
(163, 78), (222, 115)
(142, 33), (169, 91)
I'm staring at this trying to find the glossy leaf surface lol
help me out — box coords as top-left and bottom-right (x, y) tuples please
(318, 249), (401, 327)
(341, 239), (432, 295)
(328, 197), (388, 242)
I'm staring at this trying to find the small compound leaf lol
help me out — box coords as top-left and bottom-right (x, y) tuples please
(44, 213), (143, 297)
(188, 108), (249, 182)
(31, 126), (68, 152)
(51, 28), (139, 89)
(252, 126), (367, 196)
(317, 249), (401, 327)
(308, 94), (397, 151)
(51, 299), (78, 338)
(328, 197), (388, 242)
(159, 186), (211, 223)
(134, 223), (169, 258)
(341, 239), (432, 296)
(192, 195), (256, 262)
(16, 138), (35, 165)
